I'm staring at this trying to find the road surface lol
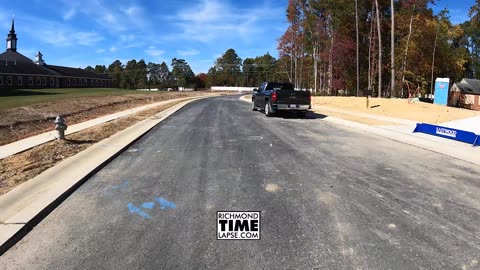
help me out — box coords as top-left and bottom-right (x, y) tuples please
(2, 95), (480, 269)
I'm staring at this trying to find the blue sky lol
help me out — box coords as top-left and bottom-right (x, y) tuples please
(0, 0), (475, 74)
(0, 0), (288, 73)
(430, 0), (475, 25)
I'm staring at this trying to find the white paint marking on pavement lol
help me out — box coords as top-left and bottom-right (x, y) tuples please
(265, 183), (281, 193)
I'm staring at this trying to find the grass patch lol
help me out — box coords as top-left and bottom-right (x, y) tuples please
(0, 88), (163, 110)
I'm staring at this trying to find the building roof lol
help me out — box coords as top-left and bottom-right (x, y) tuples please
(454, 79), (480, 95)
(45, 65), (111, 79)
(0, 51), (110, 79)
(0, 50), (33, 63)
(0, 60), (59, 76)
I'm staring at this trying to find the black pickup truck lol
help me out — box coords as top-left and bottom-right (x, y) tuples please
(251, 82), (311, 117)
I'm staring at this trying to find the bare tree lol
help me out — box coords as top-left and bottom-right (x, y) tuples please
(430, 30), (438, 96)
(401, 2), (416, 98)
(391, 0), (395, 97)
(375, 0), (382, 97)
(368, 5), (375, 92)
(356, 0), (360, 96)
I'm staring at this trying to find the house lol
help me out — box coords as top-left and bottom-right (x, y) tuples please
(449, 79), (480, 111)
(0, 19), (114, 90)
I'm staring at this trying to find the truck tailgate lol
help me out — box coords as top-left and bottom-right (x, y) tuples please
(276, 90), (310, 105)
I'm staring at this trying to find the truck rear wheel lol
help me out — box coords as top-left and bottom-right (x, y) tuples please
(252, 101), (257, 111)
(265, 102), (273, 117)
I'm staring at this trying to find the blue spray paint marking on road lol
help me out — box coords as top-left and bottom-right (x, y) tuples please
(128, 203), (151, 219)
(128, 198), (176, 219)
(155, 197), (176, 209)
(141, 202), (155, 209)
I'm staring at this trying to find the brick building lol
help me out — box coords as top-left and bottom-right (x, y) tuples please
(0, 19), (113, 90)
(449, 79), (480, 111)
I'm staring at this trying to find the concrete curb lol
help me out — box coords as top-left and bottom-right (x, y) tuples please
(0, 96), (207, 160)
(239, 96), (480, 166)
(0, 96), (210, 255)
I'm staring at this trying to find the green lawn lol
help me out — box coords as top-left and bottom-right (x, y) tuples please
(0, 88), (162, 110)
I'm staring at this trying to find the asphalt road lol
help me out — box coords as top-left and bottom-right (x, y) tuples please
(2, 95), (480, 269)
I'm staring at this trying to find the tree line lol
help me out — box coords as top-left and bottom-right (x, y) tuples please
(277, 0), (480, 97)
(86, 58), (202, 90)
(87, 49), (293, 90)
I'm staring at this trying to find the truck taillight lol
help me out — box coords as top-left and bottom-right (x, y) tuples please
(308, 93), (311, 103)
(272, 92), (277, 102)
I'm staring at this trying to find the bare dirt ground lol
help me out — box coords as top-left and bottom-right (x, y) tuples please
(312, 96), (480, 124)
(0, 99), (189, 195)
(0, 91), (221, 146)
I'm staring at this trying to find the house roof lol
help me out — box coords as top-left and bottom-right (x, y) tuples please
(44, 65), (111, 79)
(454, 79), (480, 95)
(0, 51), (111, 79)
(0, 60), (59, 76)
(0, 50), (34, 63)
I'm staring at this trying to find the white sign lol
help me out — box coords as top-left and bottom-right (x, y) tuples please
(436, 127), (457, 138)
(217, 211), (261, 240)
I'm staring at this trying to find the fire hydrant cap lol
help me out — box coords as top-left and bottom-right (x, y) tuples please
(55, 115), (65, 124)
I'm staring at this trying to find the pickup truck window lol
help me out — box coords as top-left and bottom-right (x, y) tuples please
(265, 83), (295, 91)
(259, 82), (267, 92)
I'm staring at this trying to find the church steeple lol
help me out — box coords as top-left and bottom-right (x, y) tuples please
(6, 18), (17, 52)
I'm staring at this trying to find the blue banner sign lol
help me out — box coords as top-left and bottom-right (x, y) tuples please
(413, 123), (480, 146)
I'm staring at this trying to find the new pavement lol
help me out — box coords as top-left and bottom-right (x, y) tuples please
(1, 95), (480, 269)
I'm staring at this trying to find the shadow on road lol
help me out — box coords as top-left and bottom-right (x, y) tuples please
(275, 111), (329, 120)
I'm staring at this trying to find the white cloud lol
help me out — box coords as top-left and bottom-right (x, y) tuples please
(178, 49), (200, 57)
(96, 48), (106, 53)
(120, 34), (136, 42)
(6, 11), (104, 48)
(109, 46), (118, 53)
(59, 0), (151, 34)
(29, 28), (103, 47)
(145, 46), (165, 57)
(75, 32), (104, 46)
(103, 13), (116, 24)
(63, 9), (76, 20)
(122, 6), (142, 17)
(166, 0), (284, 43)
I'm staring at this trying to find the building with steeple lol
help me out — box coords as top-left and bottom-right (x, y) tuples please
(0, 19), (113, 90)
(6, 18), (17, 52)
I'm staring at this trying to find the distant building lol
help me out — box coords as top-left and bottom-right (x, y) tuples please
(449, 78), (480, 111)
(0, 19), (113, 90)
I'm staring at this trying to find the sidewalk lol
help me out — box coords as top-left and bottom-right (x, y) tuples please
(0, 96), (198, 160)
(440, 116), (480, 134)
(0, 97), (206, 254)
